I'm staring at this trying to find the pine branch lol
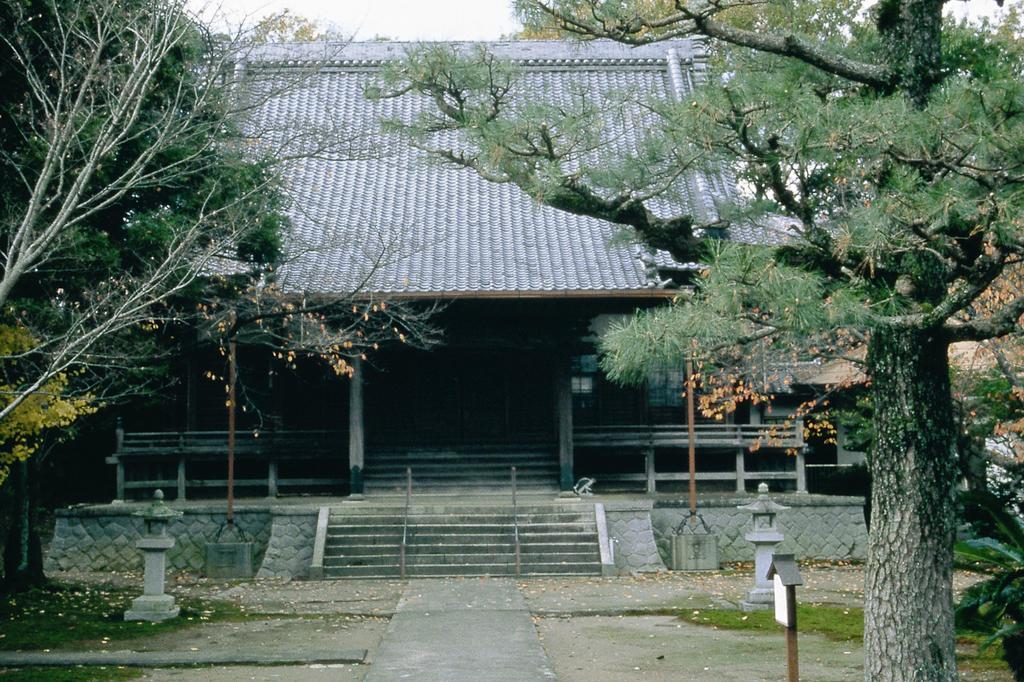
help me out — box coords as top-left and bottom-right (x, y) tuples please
(946, 293), (1024, 342)
(528, 1), (892, 89)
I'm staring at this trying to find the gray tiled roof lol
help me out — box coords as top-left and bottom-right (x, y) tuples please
(242, 39), (763, 297)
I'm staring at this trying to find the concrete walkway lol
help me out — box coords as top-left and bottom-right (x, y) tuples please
(365, 578), (556, 682)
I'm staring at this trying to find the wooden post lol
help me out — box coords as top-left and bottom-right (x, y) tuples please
(735, 449), (746, 493)
(744, 404), (761, 495)
(115, 461), (125, 501)
(786, 588), (799, 682)
(349, 357), (365, 496)
(115, 417), (125, 454)
(686, 358), (697, 519)
(267, 460), (278, 498)
(795, 449), (807, 493)
(768, 554), (802, 682)
(645, 446), (656, 494)
(177, 457), (186, 501)
(114, 417), (125, 501)
(556, 357), (574, 492)
(226, 335), (237, 527)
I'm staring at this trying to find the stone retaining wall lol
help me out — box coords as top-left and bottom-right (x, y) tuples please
(649, 495), (868, 564)
(603, 500), (666, 573)
(599, 494), (866, 573)
(46, 504), (273, 575)
(46, 494), (866, 579)
(256, 509), (319, 579)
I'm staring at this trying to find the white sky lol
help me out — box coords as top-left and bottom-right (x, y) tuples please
(195, 0), (1011, 41)
(201, 0), (522, 40)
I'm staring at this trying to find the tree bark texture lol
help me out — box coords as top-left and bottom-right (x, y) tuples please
(877, 0), (944, 106)
(865, 326), (959, 681)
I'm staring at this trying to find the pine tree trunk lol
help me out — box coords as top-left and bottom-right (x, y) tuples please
(877, 0), (944, 107)
(864, 326), (959, 681)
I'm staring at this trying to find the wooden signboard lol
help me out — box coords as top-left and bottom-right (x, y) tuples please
(774, 574), (792, 626)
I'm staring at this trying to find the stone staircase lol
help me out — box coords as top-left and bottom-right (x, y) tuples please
(321, 500), (602, 578)
(362, 447), (559, 494)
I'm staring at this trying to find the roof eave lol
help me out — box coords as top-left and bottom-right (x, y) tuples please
(347, 288), (682, 301)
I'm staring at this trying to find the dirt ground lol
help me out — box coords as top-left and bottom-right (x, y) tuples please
(538, 614), (863, 682)
(128, 615), (388, 657)
(108, 615), (387, 681)
(35, 567), (1011, 681)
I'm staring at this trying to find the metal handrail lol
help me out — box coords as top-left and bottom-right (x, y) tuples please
(400, 466), (411, 579)
(511, 465), (520, 579)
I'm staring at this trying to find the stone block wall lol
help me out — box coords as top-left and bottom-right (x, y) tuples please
(45, 504), (272, 574)
(649, 494), (867, 564)
(603, 500), (666, 573)
(256, 509), (318, 579)
(45, 494), (866, 580)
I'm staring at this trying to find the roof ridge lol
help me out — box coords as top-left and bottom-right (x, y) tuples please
(243, 38), (701, 68)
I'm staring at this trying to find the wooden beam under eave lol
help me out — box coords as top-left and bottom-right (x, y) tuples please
(366, 288), (683, 301)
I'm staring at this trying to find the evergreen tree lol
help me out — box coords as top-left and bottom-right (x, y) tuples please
(0, 0), (285, 588)
(377, 2), (1024, 678)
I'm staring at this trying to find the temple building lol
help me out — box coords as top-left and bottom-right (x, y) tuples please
(107, 39), (816, 503)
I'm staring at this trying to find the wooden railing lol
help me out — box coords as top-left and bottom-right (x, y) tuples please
(573, 423), (803, 449)
(573, 422), (807, 494)
(117, 424), (800, 456)
(117, 429), (346, 456)
(108, 421), (805, 501)
(108, 427), (347, 500)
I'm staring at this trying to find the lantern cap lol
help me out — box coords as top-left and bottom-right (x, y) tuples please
(133, 489), (183, 520)
(737, 482), (789, 513)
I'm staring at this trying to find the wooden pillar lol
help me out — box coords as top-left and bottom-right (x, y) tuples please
(115, 417), (125, 453)
(742, 404), (760, 494)
(645, 446), (656, 494)
(176, 457), (186, 501)
(115, 461), (125, 501)
(556, 357), (574, 492)
(348, 357), (365, 496)
(735, 449), (746, 493)
(114, 417), (125, 500)
(796, 448), (807, 493)
(268, 460), (278, 497)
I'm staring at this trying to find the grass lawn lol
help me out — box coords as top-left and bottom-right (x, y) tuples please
(0, 581), (247, 652)
(682, 604), (1011, 678)
(0, 580), (252, 681)
(0, 666), (142, 681)
(683, 604), (864, 642)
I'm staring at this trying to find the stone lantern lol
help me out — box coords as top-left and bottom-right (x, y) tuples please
(737, 482), (789, 611)
(125, 489), (183, 622)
